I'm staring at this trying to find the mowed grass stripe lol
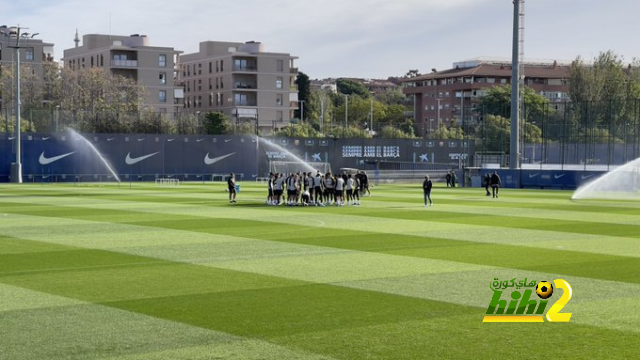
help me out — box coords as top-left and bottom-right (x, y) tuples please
(4, 214), (639, 336)
(2, 199), (640, 284)
(4, 211), (638, 332)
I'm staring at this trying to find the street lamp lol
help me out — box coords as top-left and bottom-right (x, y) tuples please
(195, 111), (201, 135)
(0, 25), (38, 183)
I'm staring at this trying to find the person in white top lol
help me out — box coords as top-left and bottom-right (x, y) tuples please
(346, 174), (354, 205)
(335, 174), (345, 206)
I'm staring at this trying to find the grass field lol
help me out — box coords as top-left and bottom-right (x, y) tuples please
(1, 181), (639, 359)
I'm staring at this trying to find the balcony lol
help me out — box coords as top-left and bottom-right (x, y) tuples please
(112, 59), (138, 67)
(290, 67), (298, 74)
(234, 82), (257, 90)
(233, 65), (257, 72)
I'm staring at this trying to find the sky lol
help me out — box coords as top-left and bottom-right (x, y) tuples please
(3, 0), (639, 79)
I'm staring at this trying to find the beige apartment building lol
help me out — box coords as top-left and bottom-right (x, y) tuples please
(62, 33), (182, 114)
(0, 26), (55, 112)
(179, 41), (298, 134)
(403, 57), (571, 136)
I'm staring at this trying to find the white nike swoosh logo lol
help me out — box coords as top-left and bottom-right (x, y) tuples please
(204, 152), (236, 165)
(581, 174), (594, 180)
(125, 152), (159, 165)
(107, 138), (115, 141)
(167, 138), (175, 142)
(197, 139), (204, 142)
(137, 138), (145, 142)
(529, 173), (540, 178)
(8, 136), (16, 140)
(42, 136), (51, 141)
(224, 139), (232, 143)
(554, 174), (566, 179)
(39, 151), (76, 165)
(252, 174), (258, 177)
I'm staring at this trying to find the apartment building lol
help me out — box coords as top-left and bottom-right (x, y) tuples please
(0, 26), (55, 111)
(62, 33), (182, 114)
(179, 40), (298, 134)
(403, 57), (571, 136)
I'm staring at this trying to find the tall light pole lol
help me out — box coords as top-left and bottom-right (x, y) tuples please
(436, 98), (441, 132)
(369, 92), (374, 134)
(1, 25), (37, 183)
(344, 94), (349, 129)
(319, 96), (325, 132)
(299, 100), (305, 124)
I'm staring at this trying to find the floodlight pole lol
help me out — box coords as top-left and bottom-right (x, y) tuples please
(1, 25), (34, 183)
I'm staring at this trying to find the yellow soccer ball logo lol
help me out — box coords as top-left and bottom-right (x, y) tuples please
(536, 281), (554, 299)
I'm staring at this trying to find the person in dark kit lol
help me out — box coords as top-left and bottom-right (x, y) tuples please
(490, 171), (502, 198)
(360, 171), (371, 196)
(423, 175), (433, 207)
(267, 172), (275, 204)
(451, 171), (457, 188)
(484, 173), (491, 196)
(228, 173), (237, 203)
(445, 171), (452, 187)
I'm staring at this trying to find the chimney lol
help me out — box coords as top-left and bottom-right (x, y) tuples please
(74, 29), (80, 48)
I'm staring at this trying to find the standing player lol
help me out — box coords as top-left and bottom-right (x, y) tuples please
(484, 173), (491, 196)
(323, 172), (335, 205)
(228, 173), (237, 203)
(423, 175), (433, 207)
(346, 174), (354, 205)
(274, 173), (285, 205)
(335, 173), (345, 206)
(314, 171), (324, 205)
(490, 171), (502, 198)
(267, 172), (275, 205)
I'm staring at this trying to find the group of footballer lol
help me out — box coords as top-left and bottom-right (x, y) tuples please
(267, 170), (371, 206)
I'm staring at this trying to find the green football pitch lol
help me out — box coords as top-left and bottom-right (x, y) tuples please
(1, 182), (639, 359)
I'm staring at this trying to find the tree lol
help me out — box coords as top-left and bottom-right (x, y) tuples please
(569, 51), (640, 140)
(405, 69), (421, 78)
(480, 84), (552, 122)
(336, 78), (371, 98)
(295, 71), (310, 120)
(203, 112), (232, 135)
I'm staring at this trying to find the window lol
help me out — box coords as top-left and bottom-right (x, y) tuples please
(159, 54), (167, 67)
(100, 54), (104, 67)
(159, 72), (166, 85)
(220, 60), (224, 72)
(235, 93), (248, 106)
(276, 94), (283, 106)
(209, 78), (212, 90)
(90, 56), (94, 67)
(216, 61), (219, 72)
(234, 59), (248, 70)
(276, 77), (283, 89)
(216, 77), (219, 89)
(277, 111), (283, 121)
(277, 60), (284, 72)
(159, 90), (167, 103)
(209, 62), (212, 74)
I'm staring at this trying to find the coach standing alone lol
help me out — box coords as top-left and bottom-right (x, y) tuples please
(423, 175), (433, 207)
(228, 173), (237, 203)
